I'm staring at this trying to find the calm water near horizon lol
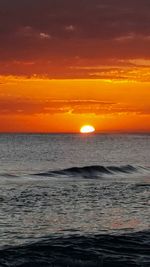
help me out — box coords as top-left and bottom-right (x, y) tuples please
(0, 133), (150, 266)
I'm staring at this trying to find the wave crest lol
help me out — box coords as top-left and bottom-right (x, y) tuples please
(35, 165), (138, 178)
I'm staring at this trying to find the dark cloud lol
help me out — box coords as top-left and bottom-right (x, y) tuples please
(1, 0), (150, 38)
(0, 0), (150, 76)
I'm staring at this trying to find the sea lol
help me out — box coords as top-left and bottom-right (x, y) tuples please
(0, 133), (149, 267)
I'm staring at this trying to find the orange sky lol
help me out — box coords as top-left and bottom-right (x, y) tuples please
(0, 76), (150, 133)
(0, 0), (150, 133)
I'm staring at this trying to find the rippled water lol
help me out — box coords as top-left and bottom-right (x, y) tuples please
(0, 134), (150, 266)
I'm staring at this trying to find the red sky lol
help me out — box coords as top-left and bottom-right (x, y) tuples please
(0, 0), (150, 132)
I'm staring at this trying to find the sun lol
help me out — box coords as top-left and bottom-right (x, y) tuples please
(80, 125), (95, 134)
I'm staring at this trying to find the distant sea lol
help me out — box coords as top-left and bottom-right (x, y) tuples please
(0, 133), (149, 266)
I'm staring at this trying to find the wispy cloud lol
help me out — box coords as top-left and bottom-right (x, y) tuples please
(0, 0), (150, 78)
(0, 98), (149, 116)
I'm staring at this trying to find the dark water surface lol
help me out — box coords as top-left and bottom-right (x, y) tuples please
(0, 134), (149, 266)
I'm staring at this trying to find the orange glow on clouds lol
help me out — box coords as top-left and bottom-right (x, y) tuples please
(1, 1), (150, 133)
(0, 76), (150, 133)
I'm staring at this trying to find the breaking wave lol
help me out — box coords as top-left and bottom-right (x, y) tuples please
(0, 231), (149, 267)
(34, 165), (149, 178)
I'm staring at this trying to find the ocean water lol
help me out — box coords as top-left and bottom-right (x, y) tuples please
(0, 133), (149, 266)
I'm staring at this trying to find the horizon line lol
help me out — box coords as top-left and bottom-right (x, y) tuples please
(0, 131), (150, 135)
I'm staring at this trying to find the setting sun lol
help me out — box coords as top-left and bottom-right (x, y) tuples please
(80, 125), (95, 133)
